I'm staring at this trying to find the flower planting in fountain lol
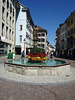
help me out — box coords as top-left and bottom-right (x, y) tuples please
(28, 46), (47, 61)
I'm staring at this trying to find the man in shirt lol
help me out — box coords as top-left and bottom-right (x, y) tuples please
(8, 50), (13, 59)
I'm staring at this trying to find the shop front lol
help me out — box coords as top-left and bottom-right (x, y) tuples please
(0, 41), (11, 56)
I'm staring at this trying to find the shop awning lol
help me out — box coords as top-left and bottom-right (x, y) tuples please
(69, 47), (75, 51)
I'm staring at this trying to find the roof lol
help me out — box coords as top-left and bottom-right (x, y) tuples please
(19, 3), (34, 26)
(34, 25), (47, 34)
(65, 11), (75, 22)
(19, 3), (27, 9)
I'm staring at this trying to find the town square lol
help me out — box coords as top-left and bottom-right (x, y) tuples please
(0, 0), (75, 100)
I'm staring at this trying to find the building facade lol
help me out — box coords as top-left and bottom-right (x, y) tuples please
(15, 3), (34, 55)
(56, 27), (61, 56)
(66, 11), (75, 58)
(0, 0), (19, 54)
(0, 0), (19, 55)
(60, 23), (67, 57)
(46, 41), (55, 55)
(33, 25), (47, 52)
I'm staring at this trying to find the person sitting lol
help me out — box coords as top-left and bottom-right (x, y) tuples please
(21, 51), (25, 58)
(8, 50), (13, 59)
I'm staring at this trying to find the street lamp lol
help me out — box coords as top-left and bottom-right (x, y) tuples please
(23, 38), (26, 57)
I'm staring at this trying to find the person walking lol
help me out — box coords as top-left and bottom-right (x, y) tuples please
(21, 51), (25, 58)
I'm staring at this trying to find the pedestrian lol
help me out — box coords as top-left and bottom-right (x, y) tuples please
(21, 51), (25, 58)
(50, 52), (53, 59)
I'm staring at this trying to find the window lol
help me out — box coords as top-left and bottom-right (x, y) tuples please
(10, 17), (11, 26)
(7, 0), (9, 9)
(12, 20), (14, 28)
(6, 27), (8, 38)
(9, 29), (11, 40)
(68, 28), (74, 36)
(6, 12), (8, 24)
(43, 39), (45, 42)
(38, 44), (40, 47)
(20, 25), (23, 31)
(38, 39), (40, 42)
(68, 22), (70, 27)
(41, 44), (44, 48)
(26, 32), (29, 39)
(22, 8), (26, 12)
(74, 39), (75, 45)
(19, 35), (22, 42)
(40, 39), (45, 42)
(71, 19), (73, 24)
(74, 27), (75, 33)
(12, 31), (14, 41)
(71, 28), (73, 34)
(38, 34), (40, 36)
(2, 23), (4, 36)
(10, 4), (12, 14)
(42, 33), (45, 36)
(3, 0), (5, 4)
(2, 6), (5, 20)
(13, 9), (14, 17)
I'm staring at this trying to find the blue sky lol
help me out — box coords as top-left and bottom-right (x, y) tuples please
(18, 0), (75, 46)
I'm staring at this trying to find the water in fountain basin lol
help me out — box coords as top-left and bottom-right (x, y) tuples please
(8, 59), (66, 66)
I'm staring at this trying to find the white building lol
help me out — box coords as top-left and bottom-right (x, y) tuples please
(0, 0), (19, 55)
(15, 3), (34, 56)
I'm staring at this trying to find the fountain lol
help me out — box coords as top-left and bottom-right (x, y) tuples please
(4, 47), (70, 76)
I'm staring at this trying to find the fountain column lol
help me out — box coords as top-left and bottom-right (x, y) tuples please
(22, 39), (26, 57)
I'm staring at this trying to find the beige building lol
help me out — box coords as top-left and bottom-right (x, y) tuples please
(0, 0), (19, 55)
(33, 25), (47, 51)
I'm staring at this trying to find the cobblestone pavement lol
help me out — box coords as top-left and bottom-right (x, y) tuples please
(0, 79), (75, 100)
(0, 56), (7, 64)
(0, 56), (75, 100)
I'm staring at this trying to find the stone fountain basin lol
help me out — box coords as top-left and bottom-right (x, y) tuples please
(4, 59), (70, 76)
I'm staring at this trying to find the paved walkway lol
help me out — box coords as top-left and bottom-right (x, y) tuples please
(0, 56), (75, 100)
(0, 79), (75, 100)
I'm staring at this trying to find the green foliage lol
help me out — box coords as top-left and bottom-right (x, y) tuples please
(52, 50), (54, 52)
(31, 46), (45, 55)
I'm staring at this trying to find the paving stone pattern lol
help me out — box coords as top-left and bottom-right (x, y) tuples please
(0, 80), (75, 100)
(0, 56), (75, 100)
